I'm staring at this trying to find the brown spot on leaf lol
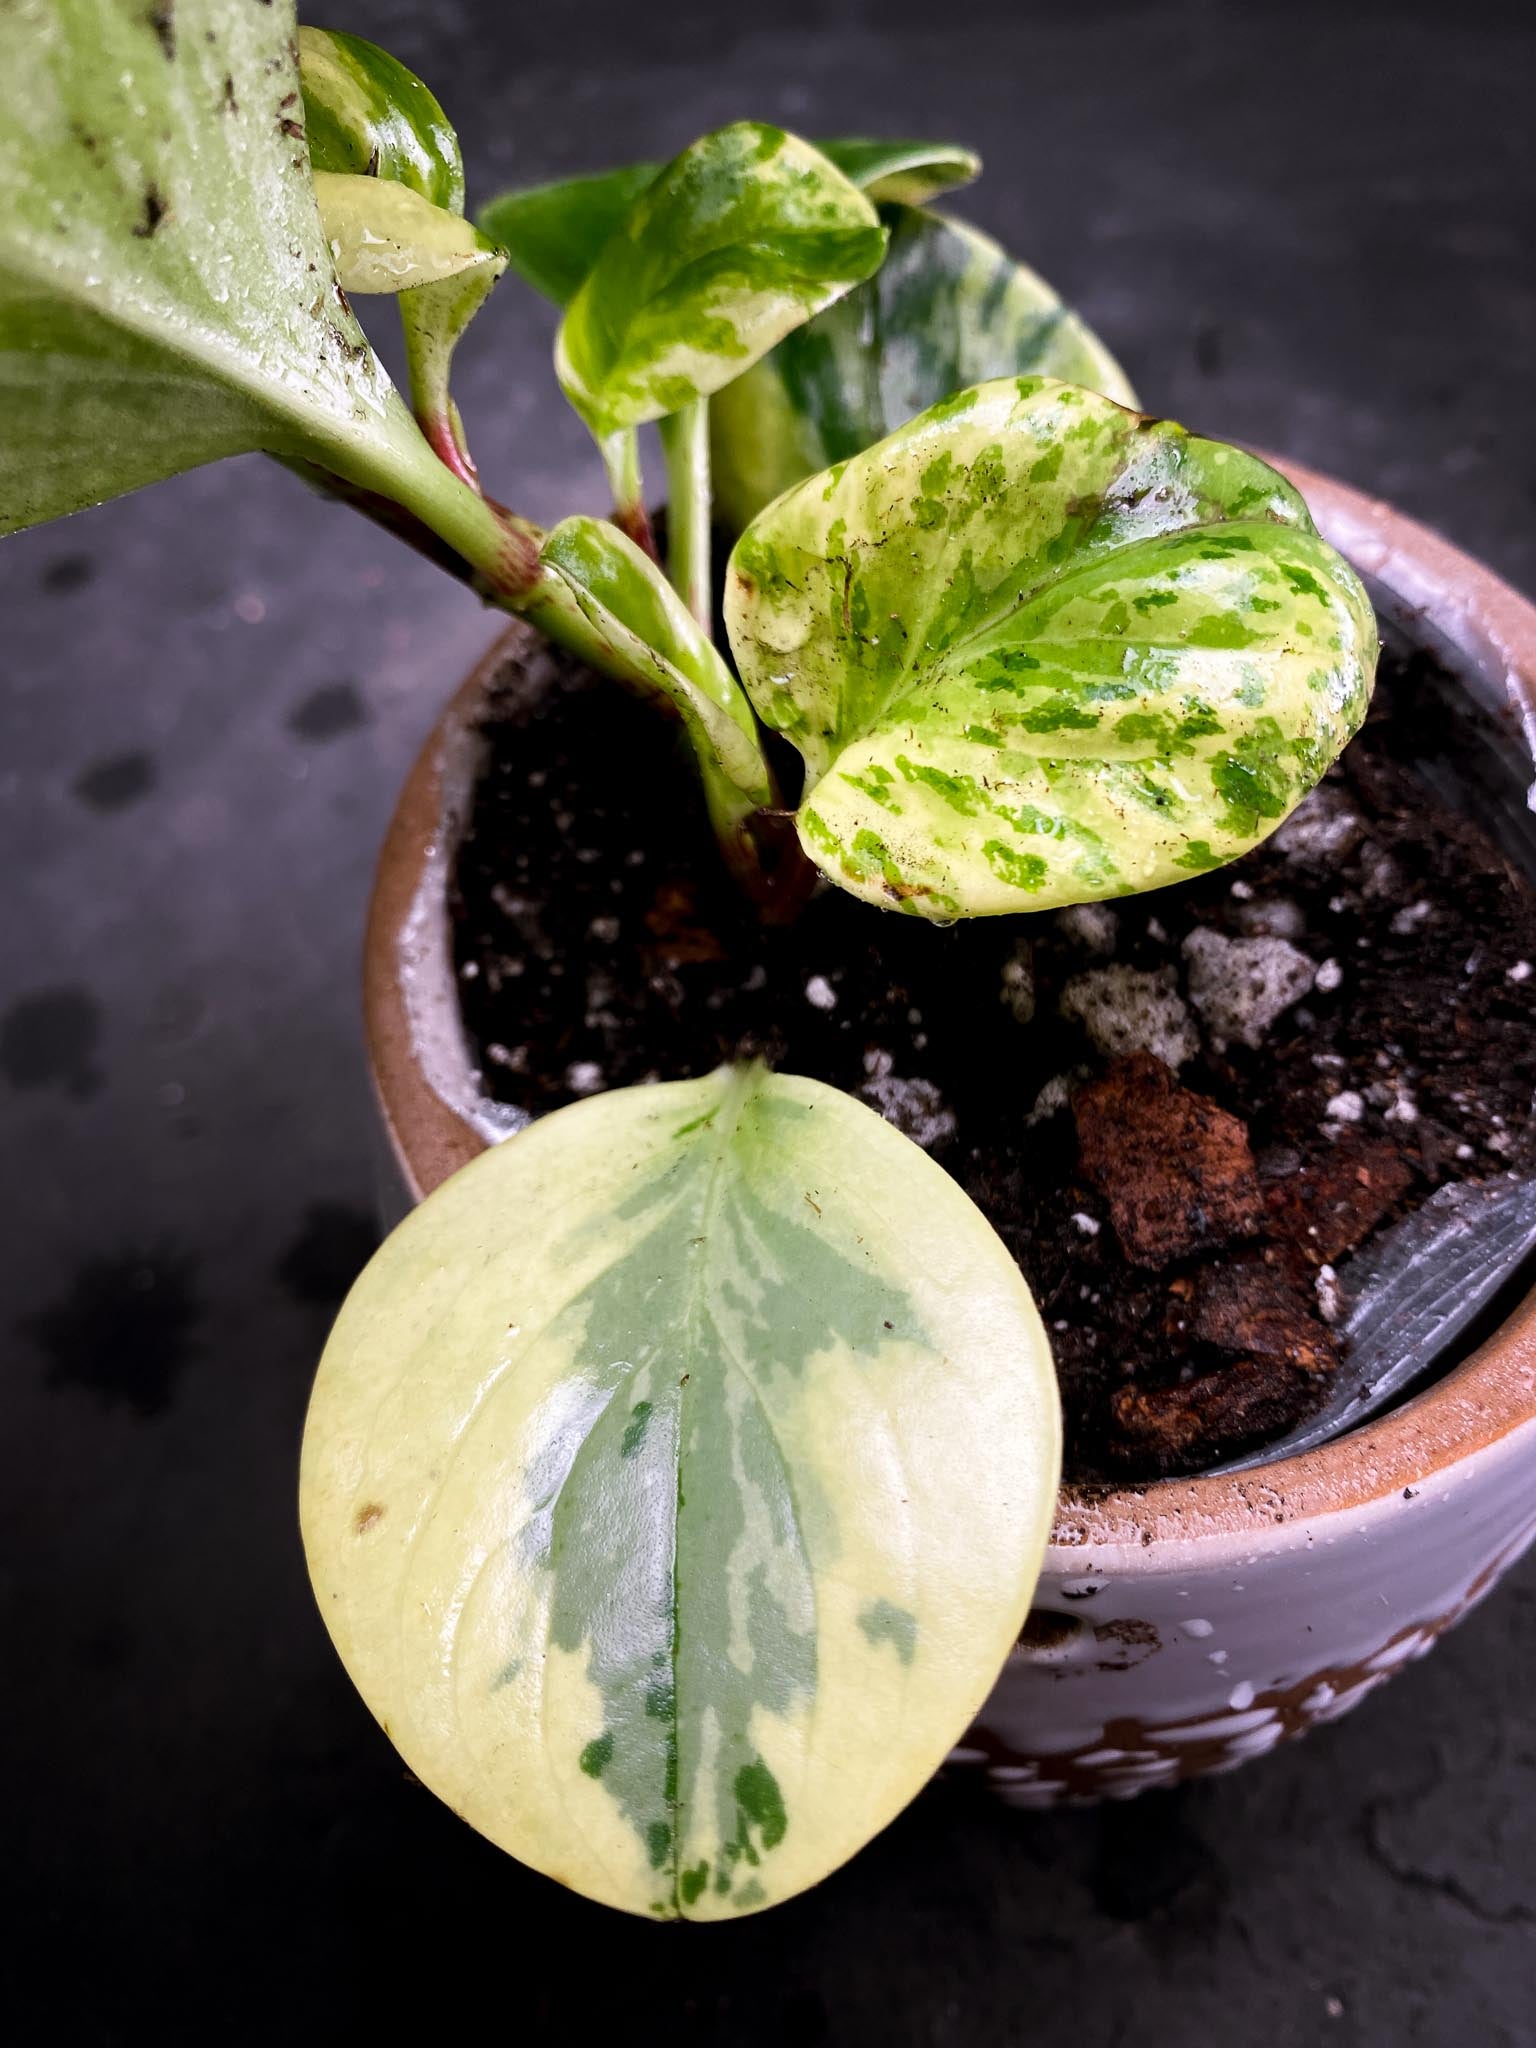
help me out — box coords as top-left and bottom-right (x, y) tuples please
(353, 1502), (386, 1535)
(147, 1), (175, 60)
(132, 184), (167, 238)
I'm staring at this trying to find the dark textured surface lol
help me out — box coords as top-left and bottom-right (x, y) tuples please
(3, 1), (1534, 2039)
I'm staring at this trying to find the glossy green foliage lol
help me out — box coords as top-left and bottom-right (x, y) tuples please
(0, 0), (452, 535)
(711, 204), (1138, 530)
(297, 25), (463, 208)
(479, 137), (975, 308)
(726, 377), (1378, 919)
(554, 123), (887, 440)
(302, 1065), (1060, 1918)
(298, 25), (506, 481)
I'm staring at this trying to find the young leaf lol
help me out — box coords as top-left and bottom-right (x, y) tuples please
(0, 0), (459, 536)
(526, 515), (774, 866)
(712, 204), (1139, 529)
(297, 25), (464, 210)
(480, 139), (975, 307)
(301, 1065), (1060, 1920)
(311, 172), (504, 294)
(555, 122), (887, 441)
(726, 377), (1378, 920)
(817, 139), (981, 205)
(298, 27), (507, 488)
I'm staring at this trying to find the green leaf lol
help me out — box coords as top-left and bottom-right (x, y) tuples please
(478, 161), (662, 306)
(480, 139), (976, 307)
(312, 172), (505, 294)
(0, 0), (458, 536)
(301, 1065), (1060, 1919)
(297, 25), (464, 210)
(712, 204), (1139, 530)
(555, 122), (887, 440)
(299, 25), (503, 486)
(526, 514), (773, 851)
(726, 377), (1378, 920)
(817, 139), (981, 205)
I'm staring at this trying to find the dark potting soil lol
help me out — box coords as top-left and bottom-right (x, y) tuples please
(449, 633), (1536, 1483)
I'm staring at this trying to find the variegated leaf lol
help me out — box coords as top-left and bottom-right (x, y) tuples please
(0, 0), (450, 535)
(479, 139), (973, 309)
(301, 1066), (1060, 1919)
(299, 26), (505, 485)
(527, 514), (775, 848)
(555, 123), (887, 440)
(312, 172), (504, 295)
(297, 25), (464, 210)
(726, 377), (1377, 919)
(817, 139), (980, 205)
(711, 205), (1139, 530)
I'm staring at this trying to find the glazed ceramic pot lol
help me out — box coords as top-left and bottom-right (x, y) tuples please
(362, 459), (1536, 1806)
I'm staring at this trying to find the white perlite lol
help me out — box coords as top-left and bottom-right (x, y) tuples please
(999, 942), (1035, 1024)
(858, 1071), (957, 1151)
(1182, 928), (1316, 1050)
(1055, 902), (1119, 956)
(1315, 957), (1344, 993)
(1059, 964), (1198, 1067)
(564, 1060), (604, 1095)
(1324, 1088), (1365, 1123)
(1070, 1212), (1102, 1237)
(1271, 785), (1365, 862)
(803, 974), (837, 1011)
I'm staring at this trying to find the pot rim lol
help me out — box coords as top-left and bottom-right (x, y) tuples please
(363, 456), (1536, 1556)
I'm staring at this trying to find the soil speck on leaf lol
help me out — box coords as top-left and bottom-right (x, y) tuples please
(72, 750), (157, 814)
(24, 1248), (200, 1417)
(0, 987), (103, 1096)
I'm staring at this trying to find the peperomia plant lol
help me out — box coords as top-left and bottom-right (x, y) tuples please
(1, 0), (1377, 1917)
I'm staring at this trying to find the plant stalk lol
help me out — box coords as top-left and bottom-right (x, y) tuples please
(659, 397), (711, 633)
(601, 427), (659, 562)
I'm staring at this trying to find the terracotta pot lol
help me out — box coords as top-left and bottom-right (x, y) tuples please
(362, 459), (1536, 1805)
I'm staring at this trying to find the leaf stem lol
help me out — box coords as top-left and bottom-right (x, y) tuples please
(659, 398), (712, 634)
(601, 427), (659, 562)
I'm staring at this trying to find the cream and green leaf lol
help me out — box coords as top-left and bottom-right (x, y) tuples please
(300, 1066), (1060, 1919)
(0, 0), (458, 537)
(726, 377), (1377, 918)
(554, 123), (887, 442)
(298, 27), (507, 483)
(711, 205), (1139, 531)
(479, 138), (974, 309)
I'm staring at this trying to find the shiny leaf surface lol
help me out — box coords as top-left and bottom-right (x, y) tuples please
(480, 138), (976, 307)
(301, 1065), (1060, 1918)
(712, 204), (1138, 530)
(726, 377), (1377, 919)
(555, 123), (886, 438)
(0, 0), (451, 535)
(297, 25), (463, 210)
(312, 172), (505, 294)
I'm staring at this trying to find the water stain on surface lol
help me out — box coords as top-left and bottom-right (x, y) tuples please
(286, 682), (370, 742)
(39, 554), (96, 595)
(0, 987), (103, 1096)
(277, 1202), (379, 1307)
(72, 750), (158, 814)
(25, 1248), (201, 1418)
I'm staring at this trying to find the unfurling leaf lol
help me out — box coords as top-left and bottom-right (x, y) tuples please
(479, 137), (972, 308)
(301, 1065), (1060, 1919)
(299, 25), (505, 483)
(555, 122), (887, 440)
(726, 377), (1377, 920)
(712, 205), (1139, 530)
(526, 516), (774, 850)
(312, 172), (505, 294)
(816, 139), (981, 205)
(0, 0), (453, 536)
